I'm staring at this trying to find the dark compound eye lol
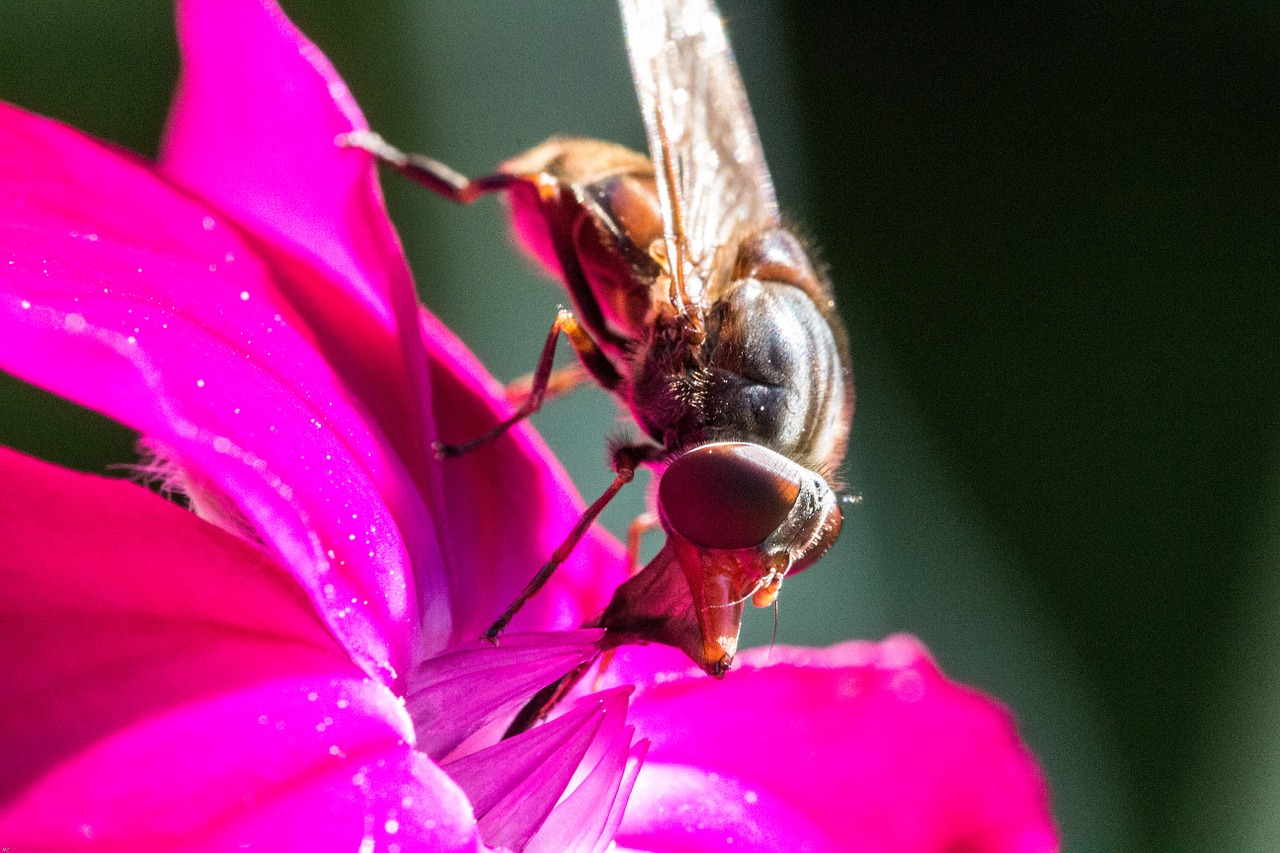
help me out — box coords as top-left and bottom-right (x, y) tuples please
(658, 442), (802, 550)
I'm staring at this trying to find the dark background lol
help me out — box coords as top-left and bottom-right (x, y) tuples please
(3, 2), (1278, 849)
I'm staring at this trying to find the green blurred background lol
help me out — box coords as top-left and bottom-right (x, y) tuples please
(3, 2), (1278, 849)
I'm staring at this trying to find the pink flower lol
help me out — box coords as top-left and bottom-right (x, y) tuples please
(0, 0), (1059, 850)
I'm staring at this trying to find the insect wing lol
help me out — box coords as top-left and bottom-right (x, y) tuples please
(619, 0), (780, 307)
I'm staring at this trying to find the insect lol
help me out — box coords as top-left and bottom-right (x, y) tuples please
(345, 0), (852, 693)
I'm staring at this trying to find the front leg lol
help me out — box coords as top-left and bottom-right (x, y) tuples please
(339, 130), (518, 204)
(484, 440), (662, 643)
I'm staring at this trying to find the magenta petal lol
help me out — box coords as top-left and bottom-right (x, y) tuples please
(443, 688), (632, 851)
(160, 0), (437, 493)
(619, 764), (836, 852)
(162, 0), (377, 310)
(0, 448), (353, 801)
(525, 726), (647, 853)
(591, 740), (649, 853)
(161, 0), (624, 639)
(0, 449), (481, 850)
(0, 101), (447, 680)
(409, 629), (605, 759)
(1, 676), (480, 852)
(612, 638), (1059, 853)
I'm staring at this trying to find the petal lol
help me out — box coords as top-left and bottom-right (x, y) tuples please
(618, 764), (837, 852)
(1, 677), (481, 852)
(610, 637), (1059, 853)
(0, 447), (349, 800)
(0, 101), (442, 681)
(443, 688), (633, 852)
(160, 0), (438, 498)
(409, 629), (605, 760)
(525, 727), (648, 853)
(159, 0), (623, 639)
(420, 309), (627, 642)
(0, 449), (481, 850)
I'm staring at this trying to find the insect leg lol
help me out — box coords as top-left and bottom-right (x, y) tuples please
(625, 511), (660, 578)
(434, 308), (619, 459)
(484, 441), (660, 643)
(339, 130), (517, 203)
(504, 361), (591, 408)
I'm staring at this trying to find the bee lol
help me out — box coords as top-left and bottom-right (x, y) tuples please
(345, 0), (852, 692)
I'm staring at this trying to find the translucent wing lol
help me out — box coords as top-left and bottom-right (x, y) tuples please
(619, 0), (779, 310)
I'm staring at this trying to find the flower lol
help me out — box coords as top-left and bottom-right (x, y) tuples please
(0, 0), (1059, 850)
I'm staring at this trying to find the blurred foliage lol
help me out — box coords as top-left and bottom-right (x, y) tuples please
(3, 2), (1279, 850)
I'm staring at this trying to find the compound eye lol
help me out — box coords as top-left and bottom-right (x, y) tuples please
(659, 443), (802, 550)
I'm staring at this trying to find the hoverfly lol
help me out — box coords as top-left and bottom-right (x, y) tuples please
(346, 0), (852, 704)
